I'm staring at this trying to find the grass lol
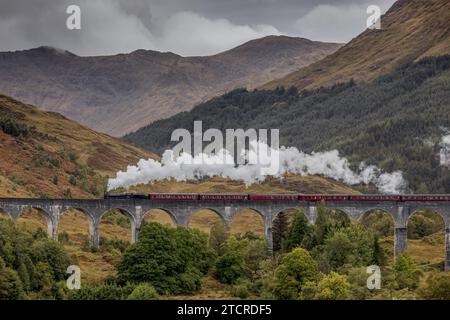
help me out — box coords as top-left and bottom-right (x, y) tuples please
(264, 0), (450, 90)
(162, 276), (235, 300)
(128, 175), (358, 195)
(0, 94), (155, 199)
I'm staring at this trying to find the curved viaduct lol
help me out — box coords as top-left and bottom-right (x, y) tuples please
(0, 197), (449, 270)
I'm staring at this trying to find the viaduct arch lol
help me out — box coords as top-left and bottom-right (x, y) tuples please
(0, 197), (449, 271)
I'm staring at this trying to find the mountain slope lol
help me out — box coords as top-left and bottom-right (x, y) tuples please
(264, 0), (450, 90)
(0, 36), (341, 136)
(123, 56), (450, 193)
(0, 94), (155, 198)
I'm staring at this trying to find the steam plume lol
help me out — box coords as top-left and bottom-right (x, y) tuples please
(108, 141), (407, 194)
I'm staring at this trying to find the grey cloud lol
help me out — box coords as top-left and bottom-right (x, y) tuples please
(0, 0), (396, 56)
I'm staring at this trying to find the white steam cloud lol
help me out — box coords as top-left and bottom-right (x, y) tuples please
(108, 141), (407, 194)
(439, 134), (450, 167)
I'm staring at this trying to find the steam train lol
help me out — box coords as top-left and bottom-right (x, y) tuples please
(104, 193), (450, 202)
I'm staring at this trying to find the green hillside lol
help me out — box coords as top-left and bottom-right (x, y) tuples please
(124, 56), (450, 193)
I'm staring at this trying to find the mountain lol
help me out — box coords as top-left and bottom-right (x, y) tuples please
(0, 36), (341, 137)
(123, 55), (450, 193)
(0, 94), (155, 198)
(0, 93), (359, 199)
(264, 0), (450, 90)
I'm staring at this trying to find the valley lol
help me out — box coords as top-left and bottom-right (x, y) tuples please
(0, 0), (449, 302)
(0, 36), (341, 136)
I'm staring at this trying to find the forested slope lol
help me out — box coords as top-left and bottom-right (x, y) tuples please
(124, 56), (450, 193)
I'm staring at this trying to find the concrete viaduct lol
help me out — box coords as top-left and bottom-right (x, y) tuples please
(0, 197), (449, 270)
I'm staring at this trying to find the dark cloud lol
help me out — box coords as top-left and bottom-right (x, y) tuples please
(0, 0), (395, 56)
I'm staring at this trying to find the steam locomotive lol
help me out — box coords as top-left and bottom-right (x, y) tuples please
(104, 193), (450, 202)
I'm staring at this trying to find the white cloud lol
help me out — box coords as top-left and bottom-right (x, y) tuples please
(294, 1), (394, 43)
(157, 11), (281, 56)
(0, 1), (281, 56)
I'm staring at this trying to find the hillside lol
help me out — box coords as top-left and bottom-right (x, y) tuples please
(0, 36), (341, 136)
(124, 55), (450, 193)
(126, 175), (358, 195)
(0, 93), (360, 285)
(264, 0), (450, 90)
(0, 94), (155, 198)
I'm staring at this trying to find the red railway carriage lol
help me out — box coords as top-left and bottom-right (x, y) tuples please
(400, 195), (450, 202)
(249, 194), (298, 201)
(298, 194), (350, 202)
(298, 195), (322, 201)
(349, 195), (401, 202)
(149, 193), (199, 201)
(199, 194), (248, 201)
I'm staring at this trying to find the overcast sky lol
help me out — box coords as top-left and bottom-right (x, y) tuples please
(0, 0), (395, 56)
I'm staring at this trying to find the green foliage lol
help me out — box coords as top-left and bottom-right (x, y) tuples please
(103, 211), (131, 228)
(215, 235), (268, 284)
(272, 211), (289, 252)
(346, 267), (374, 300)
(282, 210), (315, 251)
(216, 250), (245, 284)
(68, 284), (135, 300)
(394, 254), (422, 290)
(58, 231), (70, 244)
(209, 222), (229, 256)
(418, 272), (450, 300)
(0, 117), (32, 137)
(31, 239), (71, 281)
(99, 237), (129, 253)
(273, 248), (318, 300)
(0, 258), (24, 300)
(319, 224), (380, 272)
(231, 279), (251, 299)
(315, 203), (350, 245)
(408, 211), (444, 239)
(117, 222), (215, 294)
(127, 283), (159, 300)
(372, 235), (386, 266)
(63, 188), (72, 199)
(0, 219), (71, 299)
(314, 272), (351, 300)
(360, 211), (394, 238)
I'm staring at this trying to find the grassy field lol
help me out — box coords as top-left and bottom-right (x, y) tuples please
(0, 94), (155, 199)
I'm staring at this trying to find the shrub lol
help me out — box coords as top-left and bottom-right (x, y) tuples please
(314, 272), (351, 300)
(273, 248), (318, 300)
(394, 254), (422, 290)
(117, 223), (214, 294)
(408, 211), (444, 239)
(31, 239), (71, 281)
(232, 280), (251, 299)
(68, 284), (135, 300)
(282, 211), (315, 251)
(0, 258), (24, 300)
(216, 250), (245, 284)
(0, 117), (31, 137)
(127, 283), (159, 300)
(418, 272), (450, 300)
